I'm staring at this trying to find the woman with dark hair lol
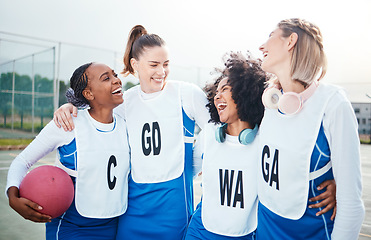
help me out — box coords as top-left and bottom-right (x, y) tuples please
(185, 51), (265, 240)
(53, 25), (210, 240)
(6, 63), (130, 240)
(257, 18), (364, 239)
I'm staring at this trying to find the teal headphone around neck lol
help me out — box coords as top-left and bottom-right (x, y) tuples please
(215, 123), (258, 145)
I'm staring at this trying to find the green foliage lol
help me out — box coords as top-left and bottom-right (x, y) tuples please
(123, 81), (138, 90)
(0, 121), (48, 132)
(59, 80), (68, 106)
(0, 138), (33, 146)
(0, 71), (58, 133)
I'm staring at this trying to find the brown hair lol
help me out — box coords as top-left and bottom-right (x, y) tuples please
(122, 25), (166, 76)
(278, 18), (327, 86)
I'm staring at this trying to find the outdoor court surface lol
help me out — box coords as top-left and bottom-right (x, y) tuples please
(0, 145), (370, 240)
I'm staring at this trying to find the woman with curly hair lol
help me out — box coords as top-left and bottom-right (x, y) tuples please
(185, 51), (266, 239)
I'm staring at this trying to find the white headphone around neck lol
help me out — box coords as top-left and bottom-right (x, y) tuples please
(261, 81), (318, 115)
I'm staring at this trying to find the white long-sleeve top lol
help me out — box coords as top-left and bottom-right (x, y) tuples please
(322, 90), (365, 239)
(6, 121), (75, 194)
(5, 115), (118, 195)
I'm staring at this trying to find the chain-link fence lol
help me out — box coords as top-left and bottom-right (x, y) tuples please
(0, 31), (213, 135)
(0, 47), (56, 133)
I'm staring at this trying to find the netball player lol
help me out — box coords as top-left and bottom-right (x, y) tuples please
(257, 18), (365, 239)
(185, 51), (265, 239)
(6, 63), (130, 240)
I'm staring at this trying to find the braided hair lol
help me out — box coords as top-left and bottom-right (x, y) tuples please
(278, 18), (327, 85)
(65, 62), (93, 108)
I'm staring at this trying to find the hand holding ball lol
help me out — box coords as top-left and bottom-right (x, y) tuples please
(19, 165), (74, 219)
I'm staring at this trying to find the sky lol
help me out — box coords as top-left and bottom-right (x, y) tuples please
(1, 0), (371, 101)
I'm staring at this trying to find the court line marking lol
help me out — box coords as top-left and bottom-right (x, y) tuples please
(360, 233), (371, 238)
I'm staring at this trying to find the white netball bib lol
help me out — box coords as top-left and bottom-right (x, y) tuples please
(201, 124), (258, 236)
(258, 83), (339, 220)
(74, 110), (130, 218)
(124, 81), (184, 183)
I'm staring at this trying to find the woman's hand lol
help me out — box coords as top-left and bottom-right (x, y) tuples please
(53, 103), (78, 131)
(308, 179), (336, 220)
(8, 186), (52, 223)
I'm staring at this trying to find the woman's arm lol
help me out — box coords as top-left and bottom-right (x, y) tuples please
(308, 179), (336, 220)
(181, 81), (210, 130)
(324, 91), (365, 239)
(8, 186), (52, 222)
(193, 129), (205, 178)
(6, 121), (74, 222)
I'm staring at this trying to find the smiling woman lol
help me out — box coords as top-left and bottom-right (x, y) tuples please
(256, 18), (364, 240)
(6, 62), (131, 240)
(185, 51), (266, 239)
(122, 25), (169, 93)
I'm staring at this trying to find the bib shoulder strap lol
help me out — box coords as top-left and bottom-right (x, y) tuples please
(55, 159), (77, 177)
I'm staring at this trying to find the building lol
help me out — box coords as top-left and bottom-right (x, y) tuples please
(338, 83), (371, 136)
(352, 102), (371, 134)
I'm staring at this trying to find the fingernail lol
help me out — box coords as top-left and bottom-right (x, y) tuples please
(38, 206), (43, 210)
(308, 206), (312, 208)
(316, 213), (319, 216)
(308, 199), (312, 202)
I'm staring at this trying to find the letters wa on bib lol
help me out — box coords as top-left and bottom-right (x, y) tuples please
(201, 123), (258, 237)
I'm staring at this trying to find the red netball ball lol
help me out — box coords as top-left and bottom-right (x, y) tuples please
(19, 165), (74, 219)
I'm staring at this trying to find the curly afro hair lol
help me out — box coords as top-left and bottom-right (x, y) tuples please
(204, 51), (268, 126)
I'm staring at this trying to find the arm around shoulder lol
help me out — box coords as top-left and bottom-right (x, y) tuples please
(53, 103), (78, 131)
(181, 82), (210, 130)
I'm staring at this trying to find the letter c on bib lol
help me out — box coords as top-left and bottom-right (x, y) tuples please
(107, 155), (117, 190)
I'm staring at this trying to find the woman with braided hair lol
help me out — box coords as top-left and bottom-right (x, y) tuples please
(6, 63), (130, 240)
(257, 18), (364, 239)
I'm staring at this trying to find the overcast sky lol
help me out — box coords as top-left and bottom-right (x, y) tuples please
(1, 0), (371, 98)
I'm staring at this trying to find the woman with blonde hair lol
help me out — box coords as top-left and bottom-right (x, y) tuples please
(257, 18), (364, 239)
